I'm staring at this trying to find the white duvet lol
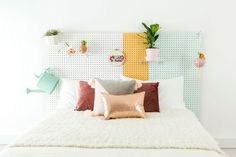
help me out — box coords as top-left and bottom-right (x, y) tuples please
(7, 108), (223, 156)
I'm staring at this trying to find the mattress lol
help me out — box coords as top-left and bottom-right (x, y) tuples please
(0, 108), (224, 157)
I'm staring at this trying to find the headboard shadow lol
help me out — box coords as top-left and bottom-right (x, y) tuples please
(43, 32), (201, 116)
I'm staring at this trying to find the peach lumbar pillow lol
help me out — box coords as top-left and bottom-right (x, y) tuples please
(101, 92), (146, 120)
(93, 79), (136, 115)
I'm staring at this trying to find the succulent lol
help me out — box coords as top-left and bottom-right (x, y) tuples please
(81, 40), (87, 46)
(199, 52), (205, 59)
(45, 29), (60, 36)
(138, 22), (160, 48)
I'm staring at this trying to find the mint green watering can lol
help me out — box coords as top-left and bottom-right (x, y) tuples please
(26, 68), (59, 94)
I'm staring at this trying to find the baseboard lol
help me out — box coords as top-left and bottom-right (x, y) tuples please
(217, 138), (236, 148)
(0, 134), (18, 145)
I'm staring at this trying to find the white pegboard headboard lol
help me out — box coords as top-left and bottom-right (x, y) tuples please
(43, 33), (123, 112)
(43, 32), (201, 116)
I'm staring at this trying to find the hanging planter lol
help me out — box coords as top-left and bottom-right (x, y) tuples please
(57, 42), (76, 55)
(194, 52), (206, 68)
(65, 42), (76, 55)
(44, 29), (61, 45)
(138, 22), (160, 62)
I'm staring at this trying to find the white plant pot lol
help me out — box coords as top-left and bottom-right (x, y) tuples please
(44, 35), (60, 45)
(145, 48), (159, 62)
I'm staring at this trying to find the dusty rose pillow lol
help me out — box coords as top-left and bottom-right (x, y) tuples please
(75, 81), (94, 111)
(135, 82), (159, 112)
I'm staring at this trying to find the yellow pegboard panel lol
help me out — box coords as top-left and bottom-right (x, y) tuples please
(123, 33), (148, 80)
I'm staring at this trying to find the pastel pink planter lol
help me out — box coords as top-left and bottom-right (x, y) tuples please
(145, 48), (159, 62)
(194, 58), (206, 68)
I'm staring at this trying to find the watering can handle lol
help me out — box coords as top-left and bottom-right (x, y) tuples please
(45, 68), (50, 72)
(33, 68), (51, 78)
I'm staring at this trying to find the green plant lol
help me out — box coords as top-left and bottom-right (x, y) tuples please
(81, 40), (87, 46)
(138, 22), (160, 48)
(44, 29), (60, 36)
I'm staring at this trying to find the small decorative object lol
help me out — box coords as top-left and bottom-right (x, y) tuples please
(26, 68), (59, 94)
(65, 42), (76, 55)
(44, 29), (61, 45)
(194, 52), (206, 68)
(80, 40), (87, 54)
(108, 49), (125, 66)
(138, 22), (160, 62)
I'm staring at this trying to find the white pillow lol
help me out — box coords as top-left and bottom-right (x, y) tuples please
(120, 75), (185, 111)
(57, 79), (79, 109)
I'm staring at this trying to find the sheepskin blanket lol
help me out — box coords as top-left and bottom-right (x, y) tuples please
(10, 108), (222, 154)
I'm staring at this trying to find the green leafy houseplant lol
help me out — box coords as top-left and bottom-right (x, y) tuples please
(138, 22), (160, 48)
(44, 29), (60, 36)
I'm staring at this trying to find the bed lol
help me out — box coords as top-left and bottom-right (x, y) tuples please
(0, 32), (224, 156)
(0, 108), (224, 157)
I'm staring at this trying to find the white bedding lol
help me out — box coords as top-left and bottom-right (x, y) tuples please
(0, 108), (224, 157)
(0, 147), (223, 157)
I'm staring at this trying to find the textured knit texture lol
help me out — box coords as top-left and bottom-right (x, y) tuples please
(11, 109), (222, 154)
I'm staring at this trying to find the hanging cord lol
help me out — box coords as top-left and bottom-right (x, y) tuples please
(58, 42), (69, 53)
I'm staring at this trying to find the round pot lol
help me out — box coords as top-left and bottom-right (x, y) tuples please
(44, 35), (60, 45)
(194, 58), (206, 68)
(67, 47), (76, 55)
(80, 45), (87, 54)
(145, 48), (159, 62)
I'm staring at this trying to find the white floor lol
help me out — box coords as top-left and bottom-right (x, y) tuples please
(223, 149), (236, 157)
(0, 145), (235, 156)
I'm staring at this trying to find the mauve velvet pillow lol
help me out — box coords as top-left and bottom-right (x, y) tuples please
(75, 81), (94, 111)
(135, 82), (159, 112)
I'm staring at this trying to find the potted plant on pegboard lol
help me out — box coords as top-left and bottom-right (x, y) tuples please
(138, 22), (160, 62)
(44, 29), (61, 45)
(80, 40), (87, 54)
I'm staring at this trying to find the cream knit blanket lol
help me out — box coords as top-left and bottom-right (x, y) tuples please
(11, 108), (222, 154)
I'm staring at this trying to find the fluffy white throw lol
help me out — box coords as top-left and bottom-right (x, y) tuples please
(11, 109), (222, 154)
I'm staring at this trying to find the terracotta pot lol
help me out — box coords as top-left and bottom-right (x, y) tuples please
(80, 45), (87, 54)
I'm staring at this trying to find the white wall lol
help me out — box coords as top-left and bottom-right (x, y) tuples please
(0, 0), (236, 144)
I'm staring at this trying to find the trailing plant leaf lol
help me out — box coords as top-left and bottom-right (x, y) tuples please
(65, 42), (70, 47)
(137, 34), (146, 39)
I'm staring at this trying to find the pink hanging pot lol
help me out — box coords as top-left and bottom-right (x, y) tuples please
(194, 52), (206, 68)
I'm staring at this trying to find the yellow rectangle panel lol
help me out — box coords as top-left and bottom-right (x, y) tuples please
(123, 33), (148, 80)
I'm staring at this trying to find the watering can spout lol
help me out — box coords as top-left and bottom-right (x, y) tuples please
(26, 88), (45, 94)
